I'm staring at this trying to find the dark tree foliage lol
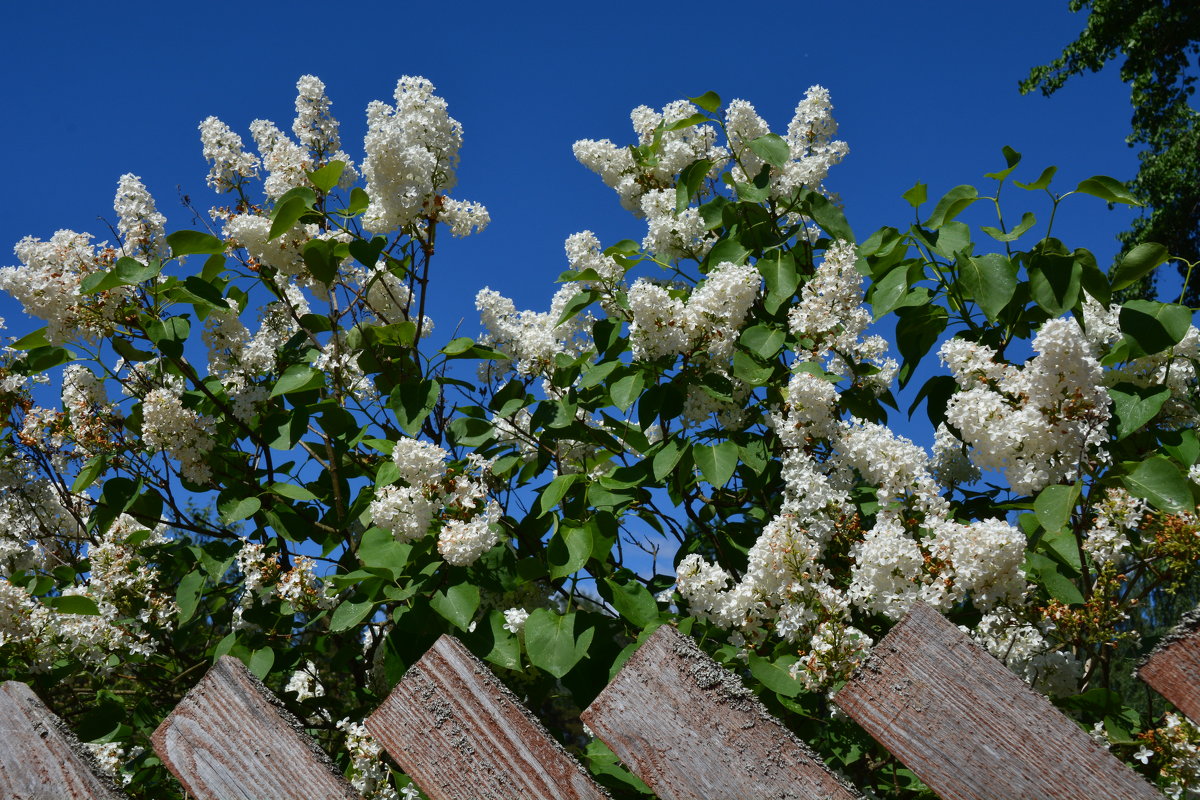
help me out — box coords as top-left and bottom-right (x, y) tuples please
(1022, 0), (1200, 302)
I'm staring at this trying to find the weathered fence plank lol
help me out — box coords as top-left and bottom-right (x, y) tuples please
(151, 655), (360, 800)
(0, 681), (127, 800)
(581, 624), (860, 800)
(833, 602), (1159, 800)
(366, 633), (610, 800)
(1139, 607), (1200, 725)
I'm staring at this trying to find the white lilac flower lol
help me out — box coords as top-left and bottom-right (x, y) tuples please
(1, 230), (130, 344)
(338, 718), (399, 800)
(943, 317), (1111, 494)
(438, 198), (490, 238)
(250, 119), (312, 200)
(392, 438), (448, 488)
(114, 174), (167, 263)
(438, 499), (501, 566)
(369, 485), (436, 542)
(502, 607), (529, 634)
(293, 75), (341, 156)
(140, 388), (217, 485)
(476, 284), (593, 377)
(199, 116), (259, 192)
(285, 660), (326, 702)
(361, 76), (465, 234)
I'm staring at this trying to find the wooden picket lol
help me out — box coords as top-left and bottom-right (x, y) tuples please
(6, 601), (1200, 799)
(1139, 607), (1200, 725)
(365, 634), (609, 800)
(0, 681), (127, 800)
(151, 655), (360, 800)
(581, 624), (860, 800)
(832, 602), (1160, 800)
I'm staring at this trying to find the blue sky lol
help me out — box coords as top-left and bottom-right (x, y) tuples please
(5, 0), (1142, 416)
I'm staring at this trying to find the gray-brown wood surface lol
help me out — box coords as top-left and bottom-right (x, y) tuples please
(151, 655), (360, 800)
(1139, 607), (1200, 725)
(0, 681), (127, 800)
(366, 634), (610, 800)
(581, 624), (860, 800)
(833, 602), (1159, 800)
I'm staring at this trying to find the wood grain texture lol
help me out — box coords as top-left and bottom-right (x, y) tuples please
(581, 624), (860, 800)
(366, 633), (609, 800)
(1139, 606), (1200, 725)
(833, 602), (1159, 800)
(151, 655), (360, 800)
(0, 681), (127, 800)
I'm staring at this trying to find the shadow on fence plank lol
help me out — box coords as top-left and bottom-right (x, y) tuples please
(1140, 608), (1200, 726)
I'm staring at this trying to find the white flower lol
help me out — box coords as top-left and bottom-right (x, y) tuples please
(114, 174), (167, 262)
(199, 116), (259, 192)
(502, 607), (529, 634)
(141, 388), (217, 485)
(293, 74), (341, 156)
(250, 119), (312, 200)
(1133, 745), (1154, 764)
(362, 76), (466, 234)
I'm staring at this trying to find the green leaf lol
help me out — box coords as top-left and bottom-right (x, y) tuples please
(344, 187), (369, 217)
(244, 647), (275, 680)
(758, 250), (799, 313)
(1027, 552), (1085, 605)
(524, 609), (592, 678)
(868, 267), (910, 320)
(182, 275), (229, 308)
(1110, 243), (1170, 291)
(167, 230), (225, 256)
(1074, 175), (1140, 206)
(958, 254), (1017, 322)
(1122, 455), (1193, 513)
(349, 237), (387, 269)
(983, 145), (1022, 181)
(604, 578), (658, 628)
(1108, 383), (1171, 440)
(71, 455), (107, 493)
(902, 182), (927, 208)
(330, 598), (375, 632)
(748, 654), (804, 697)
(739, 325), (785, 360)
(389, 380), (439, 437)
(923, 185), (978, 229)
(980, 211), (1037, 243)
(538, 474), (583, 517)
(218, 496), (260, 523)
(689, 91), (721, 113)
(81, 257), (163, 294)
(748, 133), (790, 168)
(894, 305), (949, 386)
(706, 238), (751, 268)
(1034, 483), (1079, 534)
(271, 364), (323, 397)
(481, 609), (521, 670)
(1119, 300), (1193, 357)
(664, 112), (710, 132)
(267, 482), (317, 502)
(44, 595), (101, 615)
(430, 583), (480, 632)
(1013, 165), (1057, 191)
(10, 328), (49, 351)
(555, 289), (599, 326)
(268, 187), (318, 240)
(676, 158), (714, 212)
(302, 239), (339, 285)
(652, 438), (686, 482)
(549, 524), (593, 580)
(145, 317), (190, 359)
(358, 527), (412, 575)
(176, 570), (205, 624)
(1028, 250), (1082, 316)
(693, 441), (739, 487)
(308, 160), (346, 192)
(803, 190), (855, 243)
(609, 372), (644, 412)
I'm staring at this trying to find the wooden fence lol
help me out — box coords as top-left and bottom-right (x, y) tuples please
(2, 601), (1195, 800)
